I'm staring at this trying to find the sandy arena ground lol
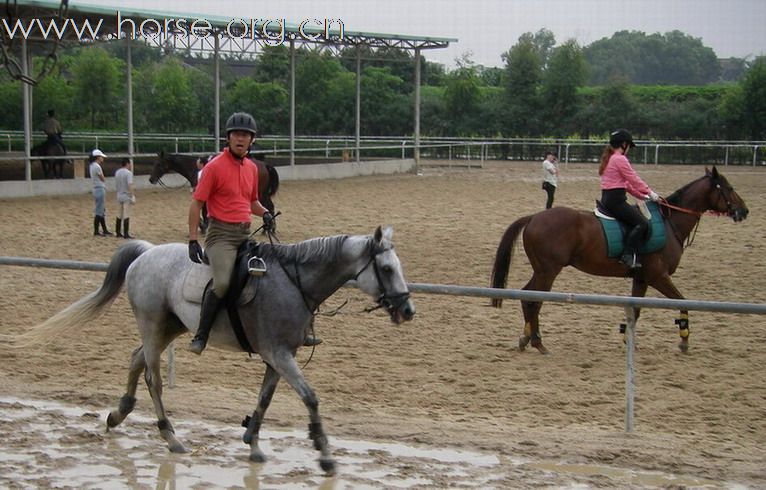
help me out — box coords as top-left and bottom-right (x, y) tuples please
(0, 161), (765, 488)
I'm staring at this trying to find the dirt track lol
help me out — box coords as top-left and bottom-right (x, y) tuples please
(1, 161), (765, 488)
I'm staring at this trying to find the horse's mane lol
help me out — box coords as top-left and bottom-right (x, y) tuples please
(260, 235), (350, 265)
(665, 174), (709, 206)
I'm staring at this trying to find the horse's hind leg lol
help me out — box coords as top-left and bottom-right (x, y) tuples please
(519, 271), (559, 355)
(106, 345), (145, 430)
(243, 364), (281, 463)
(269, 350), (336, 475)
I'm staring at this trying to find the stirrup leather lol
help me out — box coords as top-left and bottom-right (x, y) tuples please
(247, 256), (267, 276)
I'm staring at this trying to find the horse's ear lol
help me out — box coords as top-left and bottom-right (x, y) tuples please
(374, 226), (382, 243)
(158, 150), (164, 158)
(381, 226), (393, 242)
(711, 166), (719, 178)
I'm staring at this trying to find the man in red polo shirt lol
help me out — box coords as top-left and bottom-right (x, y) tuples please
(186, 112), (274, 355)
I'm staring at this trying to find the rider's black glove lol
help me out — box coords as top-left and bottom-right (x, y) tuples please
(262, 212), (275, 232)
(188, 240), (208, 264)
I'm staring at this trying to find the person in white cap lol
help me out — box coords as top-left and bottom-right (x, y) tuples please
(89, 149), (113, 236)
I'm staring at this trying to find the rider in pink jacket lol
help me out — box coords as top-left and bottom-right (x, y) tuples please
(598, 129), (661, 270)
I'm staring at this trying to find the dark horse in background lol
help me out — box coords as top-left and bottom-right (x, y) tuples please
(31, 139), (69, 178)
(490, 167), (748, 354)
(150, 150), (280, 232)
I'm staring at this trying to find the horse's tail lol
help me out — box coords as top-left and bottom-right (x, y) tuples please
(262, 164), (280, 213)
(490, 215), (533, 308)
(2, 241), (153, 348)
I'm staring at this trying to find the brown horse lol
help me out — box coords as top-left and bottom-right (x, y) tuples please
(490, 167), (748, 354)
(149, 151), (280, 214)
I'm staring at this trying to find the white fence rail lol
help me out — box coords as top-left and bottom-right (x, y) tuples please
(1, 131), (764, 167)
(3, 255), (766, 432)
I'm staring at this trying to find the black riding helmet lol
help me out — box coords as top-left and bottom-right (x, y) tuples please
(609, 129), (636, 148)
(225, 112), (257, 137)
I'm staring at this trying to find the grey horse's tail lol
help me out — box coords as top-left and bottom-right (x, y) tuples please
(490, 215), (533, 308)
(2, 241), (153, 348)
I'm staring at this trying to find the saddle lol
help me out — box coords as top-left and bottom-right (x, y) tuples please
(181, 241), (268, 353)
(594, 201), (666, 258)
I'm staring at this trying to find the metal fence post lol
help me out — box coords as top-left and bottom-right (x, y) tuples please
(624, 306), (636, 432)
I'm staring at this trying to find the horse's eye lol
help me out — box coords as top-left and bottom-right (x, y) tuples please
(382, 265), (393, 274)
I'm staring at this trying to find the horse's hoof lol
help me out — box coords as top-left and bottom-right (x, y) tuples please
(518, 336), (530, 351)
(535, 345), (550, 355)
(319, 457), (336, 476)
(250, 450), (267, 463)
(678, 340), (689, 353)
(168, 442), (188, 454)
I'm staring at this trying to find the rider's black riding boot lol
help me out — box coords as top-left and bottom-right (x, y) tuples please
(620, 225), (644, 270)
(93, 216), (102, 236)
(123, 218), (134, 239)
(115, 218), (123, 237)
(99, 216), (113, 236)
(188, 289), (224, 355)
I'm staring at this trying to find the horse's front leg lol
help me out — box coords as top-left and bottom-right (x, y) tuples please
(243, 363), (281, 463)
(649, 274), (689, 353)
(270, 351), (336, 475)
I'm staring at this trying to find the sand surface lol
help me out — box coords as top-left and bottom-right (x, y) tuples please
(1, 161), (764, 488)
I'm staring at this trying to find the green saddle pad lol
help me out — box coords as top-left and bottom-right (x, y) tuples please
(597, 201), (666, 258)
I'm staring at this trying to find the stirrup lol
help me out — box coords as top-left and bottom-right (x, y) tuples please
(247, 256), (267, 276)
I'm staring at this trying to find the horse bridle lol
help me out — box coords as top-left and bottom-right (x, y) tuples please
(356, 244), (411, 316)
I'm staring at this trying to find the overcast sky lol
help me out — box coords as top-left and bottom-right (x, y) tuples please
(88, 0), (765, 68)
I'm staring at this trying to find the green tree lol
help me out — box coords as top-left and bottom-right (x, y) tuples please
(252, 45), (290, 85)
(224, 78), (289, 135)
(444, 59), (481, 134)
(70, 47), (124, 128)
(361, 66), (409, 135)
(134, 58), (197, 132)
(740, 58), (766, 139)
(584, 30), (720, 85)
(0, 78), (22, 130)
(541, 40), (587, 135)
(502, 37), (542, 135)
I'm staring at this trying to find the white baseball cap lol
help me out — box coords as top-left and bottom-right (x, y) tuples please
(91, 149), (107, 158)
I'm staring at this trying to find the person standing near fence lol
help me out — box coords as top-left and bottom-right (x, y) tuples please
(542, 151), (559, 209)
(114, 158), (136, 239)
(89, 149), (113, 237)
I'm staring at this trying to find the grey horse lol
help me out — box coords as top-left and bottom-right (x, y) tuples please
(17, 226), (415, 475)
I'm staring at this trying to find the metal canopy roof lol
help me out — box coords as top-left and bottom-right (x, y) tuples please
(6, 0), (456, 57)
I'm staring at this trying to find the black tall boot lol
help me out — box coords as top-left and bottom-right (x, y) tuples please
(93, 216), (102, 236)
(122, 218), (134, 239)
(188, 289), (225, 355)
(115, 218), (123, 238)
(99, 216), (113, 236)
(620, 225), (644, 270)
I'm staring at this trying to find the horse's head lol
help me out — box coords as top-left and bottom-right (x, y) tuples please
(355, 226), (415, 324)
(705, 166), (749, 222)
(149, 151), (169, 185)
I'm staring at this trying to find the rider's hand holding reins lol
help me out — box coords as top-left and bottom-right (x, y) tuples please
(188, 240), (209, 264)
(646, 190), (660, 202)
(262, 212), (275, 232)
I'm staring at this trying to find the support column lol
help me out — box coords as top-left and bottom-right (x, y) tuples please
(214, 33), (221, 152)
(21, 38), (31, 182)
(289, 39), (296, 168)
(126, 36), (134, 162)
(413, 47), (422, 168)
(355, 47), (361, 164)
